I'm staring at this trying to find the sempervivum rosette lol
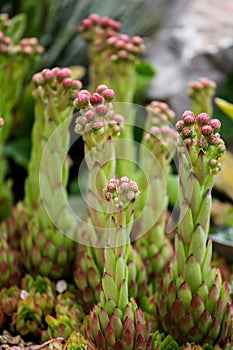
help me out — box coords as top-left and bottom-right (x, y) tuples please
(156, 111), (232, 347)
(0, 232), (21, 288)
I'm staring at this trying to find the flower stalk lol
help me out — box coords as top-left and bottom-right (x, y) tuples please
(135, 102), (176, 290)
(156, 110), (232, 346)
(82, 177), (149, 349)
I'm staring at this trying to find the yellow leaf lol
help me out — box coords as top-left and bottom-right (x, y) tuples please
(215, 97), (233, 120)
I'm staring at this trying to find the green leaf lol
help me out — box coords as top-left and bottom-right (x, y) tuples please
(215, 97), (233, 120)
(4, 137), (31, 168)
(5, 14), (27, 43)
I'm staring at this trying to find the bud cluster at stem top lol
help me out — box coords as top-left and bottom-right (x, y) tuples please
(78, 13), (145, 63)
(146, 100), (176, 126)
(74, 85), (124, 144)
(188, 77), (216, 98)
(176, 110), (226, 174)
(0, 31), (44, 57)
(103, 176), (140, 209)
(77, 13), (121, 43)
(32, 67), (82, 100)
(143, 101), (177, 161)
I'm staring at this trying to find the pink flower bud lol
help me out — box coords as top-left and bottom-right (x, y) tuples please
(201, 125), (213, 136)
(107, 36), (117, 45)
(110, 20), (121, 32)
(74, 93), (90, 108)
(210, 119), (221, 130)
(210, 134), (220, 145)
(117, 50), (128, 59)
(115, 39), (125, 48)
(209, 159), (218, 167)
(0, 118), (4, 127)
(96, 85), (108, 94)
(184, 138), (192, 146)
(127, 191), (136, 200)
(198, 138), (208, 149)
(132, 36), (143, 45)
(183, 113), (195, 125)
(85, 110), (95, 120)
(100, 17), (111, 27)
(90, 93), (103, 106)
(196, 113), (210, 125)
(118, 34), (130, 41)
(72, 80), (82, 89)
(23, 46), (33, 55)
(182, 127), (192, 137)
(42, 69), (54, 80)
(175, 120), (184, 131)
(93, 120), (104, 130)
(62, 77), (73, 87)
(89, 13), (101, 24)
(32, 72), (44, 85)
(95, 104), (108, 116)
(112, 114), (124, 123)
(81, 18), (92, 29)
(112, 124), (120, 133)
(103, 89), (115, 101)
(57, 68), (72, 79)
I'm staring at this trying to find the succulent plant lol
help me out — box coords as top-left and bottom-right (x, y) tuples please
(21, 274), (55, 315)
(20, 218), (76, 279)
(78, 14), (146, 179)
(73, 90), (149, 310)
(20, 67), (81, 278)
(0, 202), (27, 250)
(0, 232), (21, 288)
(81, 177), (150, 349)
(0, 285), (21, 316)
(155, 111), (232, 347)
(64, 332), (95, 350)
(11, 296), (43, 337)
(73, 244), (104, 312)
(25, 66), (82, 215)
(78, 14), (145, 102)
(135, 101), (176, 292)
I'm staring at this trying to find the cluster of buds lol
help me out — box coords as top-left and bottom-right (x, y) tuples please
(21, 274), (55, 316)
(103, 176), (140, 209)
(78, 14), (145, 62)
(188, 77), (216, 99)
(146, 101), (176, 127)
(0, 285), (21, 316)
(188, 77), (216, 116)
(106, 33), (145, 63)
(143, 101), (177, 159)
(78, 13), (121, 44)
(0, 32), (43, 58)
(74, 85), (123, 145)
(33, 67), (82, 95)
(14, 37), (44, 56)
(176, 111), (225, 174)
(144, 125), (177, 161)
